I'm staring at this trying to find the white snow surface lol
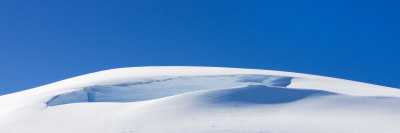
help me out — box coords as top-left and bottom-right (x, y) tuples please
(1, 66), (400, 133)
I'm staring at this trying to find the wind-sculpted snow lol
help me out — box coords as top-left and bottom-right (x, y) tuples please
(47, 74), (292, 106)
(208, 85), (334, 104)
(2, 66), (400, 133)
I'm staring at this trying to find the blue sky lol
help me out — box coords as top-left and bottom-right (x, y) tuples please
(1, 0), (399, 95)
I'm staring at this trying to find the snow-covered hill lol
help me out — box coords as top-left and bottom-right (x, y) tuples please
(1, 66), (399, 133)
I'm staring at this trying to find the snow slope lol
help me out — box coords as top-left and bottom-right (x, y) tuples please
(1, 66), (400, 133)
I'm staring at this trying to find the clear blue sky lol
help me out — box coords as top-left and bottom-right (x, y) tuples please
(1, 0), (399, 95)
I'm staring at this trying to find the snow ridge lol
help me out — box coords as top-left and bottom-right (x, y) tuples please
(2, 66), (400, 133)
(47, 74), (292, 106)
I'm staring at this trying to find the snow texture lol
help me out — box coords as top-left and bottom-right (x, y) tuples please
(0, 66), (399, 133)
(47, 75), (292, 106)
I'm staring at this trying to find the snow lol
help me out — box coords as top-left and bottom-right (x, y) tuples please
(47, 74), (292, 106)
(0, 66), (400, 133)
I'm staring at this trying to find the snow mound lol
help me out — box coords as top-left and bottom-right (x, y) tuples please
(1, 66), (400, 133)
(47, 75), (292, 106)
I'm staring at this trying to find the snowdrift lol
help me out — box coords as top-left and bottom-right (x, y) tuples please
(1, 66), (399, 133)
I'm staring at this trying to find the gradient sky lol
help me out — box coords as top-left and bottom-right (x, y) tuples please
(1, 0), (399, 95)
